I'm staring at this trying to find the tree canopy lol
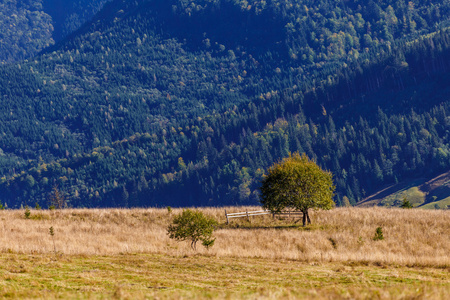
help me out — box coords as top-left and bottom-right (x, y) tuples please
(260, 153), (335, 225)
(167, 209), (217, 250)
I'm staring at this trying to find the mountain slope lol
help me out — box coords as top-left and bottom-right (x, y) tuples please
(0, 0), (54, 63)
(42, 0), (109, 42)
(358, 170), (450, 209)
(2, 0), (450, 208)
(0, 0), (110, 63)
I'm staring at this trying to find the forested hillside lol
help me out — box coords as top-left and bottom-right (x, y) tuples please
(1, 0), (450, 208)
(42, 0), (109, 41)
(0, 0), (109, 63)
(0, 0), (54, 63)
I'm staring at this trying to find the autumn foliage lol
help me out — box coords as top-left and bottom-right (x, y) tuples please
(260, 153), (335, 225)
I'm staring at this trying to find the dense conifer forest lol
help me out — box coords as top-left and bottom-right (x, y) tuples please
(0, 0), (108, 62)
(42, 0), (109, 41)
(0, 0), (53, 62)
(1, 0), (450, 208)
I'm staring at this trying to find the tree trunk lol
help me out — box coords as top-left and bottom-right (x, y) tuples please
(191, 240), (197, 251)
(302, 210), (311, 226)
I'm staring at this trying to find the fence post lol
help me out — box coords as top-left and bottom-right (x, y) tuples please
(246, 210), (250, 222)
(225, 209), (229, 225)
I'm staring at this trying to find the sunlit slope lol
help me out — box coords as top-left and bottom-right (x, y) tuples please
(358, 171), (450, 209)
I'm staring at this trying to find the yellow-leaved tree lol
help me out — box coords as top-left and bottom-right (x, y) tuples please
(259, 153), (335, 226)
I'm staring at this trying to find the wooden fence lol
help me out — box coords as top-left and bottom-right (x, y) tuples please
(224, 209), (303, 224)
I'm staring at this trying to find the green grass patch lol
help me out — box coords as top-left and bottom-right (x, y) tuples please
(0, 253), (448, 299)
(29, 213), (51, 220)
(421, 197), (450, 209)
(381, 186), (426, 207)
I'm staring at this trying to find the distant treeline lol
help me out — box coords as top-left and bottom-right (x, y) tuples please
(1, 0), (450, 208)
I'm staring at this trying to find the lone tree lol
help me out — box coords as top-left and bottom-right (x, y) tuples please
(260, 153), (335, 226)
(167, 209), (217, 250)
(400, 197), (413, 209)
(49, 185), (67, 209)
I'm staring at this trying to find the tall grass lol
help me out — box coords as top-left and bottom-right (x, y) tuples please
(0, 207), (448, 267)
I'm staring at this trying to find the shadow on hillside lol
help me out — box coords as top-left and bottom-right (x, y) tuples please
(357, 178), (427, 206)
(220, 224), (327, 231)
(424, 185), (450, 204)
(226, 225), (299, 230)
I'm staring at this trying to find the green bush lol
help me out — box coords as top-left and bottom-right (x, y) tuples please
(400, 198), (413, 209)
(167, 209), (217, 250)
(49, 226), (56, 255)
(373, 227), (384, 241)
(24, 206), (31, 219)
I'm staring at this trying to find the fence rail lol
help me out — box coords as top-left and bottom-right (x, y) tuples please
(225, 209), (303, 224)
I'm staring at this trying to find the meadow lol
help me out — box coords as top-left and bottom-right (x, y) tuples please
(0, 207), (449, 299)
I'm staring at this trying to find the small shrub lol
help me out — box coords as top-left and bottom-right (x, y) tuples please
(400, 198), (413, 209)
(201, 238), (215, 250)
(0, 200), (4, 210)
(35, 202), (41, 210)
(167, 206), (172, 214)
(49, 226), (56, 255)
(167, 209), (217, 250)
(373, 227), (384, 241)
(24, 206), (31, 219)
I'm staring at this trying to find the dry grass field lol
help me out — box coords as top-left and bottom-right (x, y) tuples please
(0, 207), (449, 299)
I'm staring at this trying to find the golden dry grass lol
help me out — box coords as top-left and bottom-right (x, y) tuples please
(0, 207), (449, 267)
(1, 207), (449, 299)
